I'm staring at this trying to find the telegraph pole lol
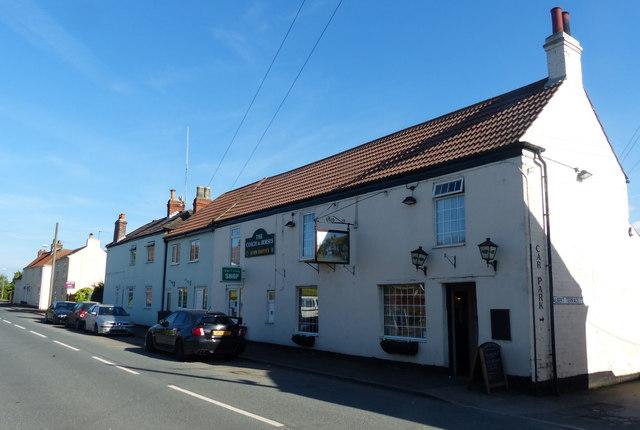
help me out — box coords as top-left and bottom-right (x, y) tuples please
(48, 223), (59, 306)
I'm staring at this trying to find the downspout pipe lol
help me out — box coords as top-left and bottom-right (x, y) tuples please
(161, 239), (169, 314)
(532, 148), (560, 395)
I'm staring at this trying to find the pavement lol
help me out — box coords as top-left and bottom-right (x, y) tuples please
(7, 303), (640, 428)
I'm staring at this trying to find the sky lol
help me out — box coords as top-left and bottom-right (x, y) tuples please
(0, 0), (639, 277)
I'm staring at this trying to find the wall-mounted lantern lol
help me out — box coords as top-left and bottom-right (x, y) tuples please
(285, 212), (296, 228)
(478, 238), (498, 271)
(410, 246), (428, 275)
(402, 185), (417, 205)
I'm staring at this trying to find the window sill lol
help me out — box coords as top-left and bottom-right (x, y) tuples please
(170, 262), (180, 266)
(188, 260), (199, 264)
(432, 243), (465, 249)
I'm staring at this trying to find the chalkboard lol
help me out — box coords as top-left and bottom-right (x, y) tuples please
(468, 342), (508, 394)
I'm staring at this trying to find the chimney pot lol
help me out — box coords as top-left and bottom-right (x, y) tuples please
(562, 11), (571, 35)
(551, 7), (564, 34)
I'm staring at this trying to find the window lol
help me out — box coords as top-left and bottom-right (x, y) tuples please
(145, 287), (153, 308)
(189, 239), (200, 262)
(171, 243), (181, 264)
(230, 228), (241, 265)
(146, 241), (155, 263)
(383, 284), (426, 339)
(297, 286), (318, 334)
(302, 213), (315, 259)
(129, 246), (137, 265)
(177, 287), (188, 309)
(434, 179), (465, 246)
(127, 287), (134, 307)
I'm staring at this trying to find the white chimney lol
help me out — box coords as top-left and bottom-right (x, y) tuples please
(543, 7), (583, 87)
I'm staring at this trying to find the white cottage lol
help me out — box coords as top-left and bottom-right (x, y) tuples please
(104, 189), (198, 326)
(161, 8), (639, 392)
(16, 234), (107, 309)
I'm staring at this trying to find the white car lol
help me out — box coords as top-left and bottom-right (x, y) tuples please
(83, 304), (135, 335)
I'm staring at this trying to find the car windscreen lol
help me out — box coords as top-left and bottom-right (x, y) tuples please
(56, 303), (75, 310)
(199, 315), (235, 326)
(98, 307), (129, 316)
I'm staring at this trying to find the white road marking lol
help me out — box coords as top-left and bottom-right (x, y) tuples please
(168, 385), (284, 427)
(116, 366), (140, 375)
(14, 324), (26, 329)
(92, 356), (140, 375)
(53, 340), (80, 351)
(29, 330), (47, 338)
(3, 319), (12, 323)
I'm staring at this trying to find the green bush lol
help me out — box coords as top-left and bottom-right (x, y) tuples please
(74, 287), (94, 302)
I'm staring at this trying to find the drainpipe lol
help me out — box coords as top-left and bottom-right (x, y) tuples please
(161, 239), (169, 313)
(533, 149), (559, 395)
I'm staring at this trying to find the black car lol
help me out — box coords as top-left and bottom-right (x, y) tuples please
(65, 301), (99, 329)
(44, 301), (76, 324)
(145, 310), (247, 361)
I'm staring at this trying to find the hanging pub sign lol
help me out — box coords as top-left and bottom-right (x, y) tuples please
(245, 228), (275, 258)
(315, 229), (350, 264)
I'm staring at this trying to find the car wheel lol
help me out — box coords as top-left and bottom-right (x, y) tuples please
(145, 333), (156, 353)
(76, 320), (84, 330)
(44, 316), (50, 324)
(174, 339), (187, 361)
(93, 324), (99, 335)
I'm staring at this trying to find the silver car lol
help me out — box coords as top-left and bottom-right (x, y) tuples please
(83, 304), (135, 335)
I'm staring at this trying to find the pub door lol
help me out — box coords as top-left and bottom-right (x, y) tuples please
(446, 283), (478, 377)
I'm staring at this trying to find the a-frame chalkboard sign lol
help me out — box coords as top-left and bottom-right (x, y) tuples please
(468, 342), (508, 394)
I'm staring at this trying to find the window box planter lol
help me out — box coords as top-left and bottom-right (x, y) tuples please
(380, 339), (419, 355)
(292, 334), (315, 347)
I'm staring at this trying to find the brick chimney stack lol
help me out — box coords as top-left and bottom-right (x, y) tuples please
(193, 186), (212, 213)
(167, 189), (186, 217)
(544, 7), (583, 87)
(113, 213), (127, 243)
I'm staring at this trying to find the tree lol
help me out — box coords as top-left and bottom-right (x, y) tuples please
(73, 287), (94, 302)
(0, 272), (18, 301)
(91, 281), (104, 303)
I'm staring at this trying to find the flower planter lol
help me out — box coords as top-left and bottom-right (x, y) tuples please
(292, 334), (315, 347)
(380, 339), (419, 355)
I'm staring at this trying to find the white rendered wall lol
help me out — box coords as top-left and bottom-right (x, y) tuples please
(522, 81), (640, 382)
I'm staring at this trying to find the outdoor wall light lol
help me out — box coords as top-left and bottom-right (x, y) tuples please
(410, 246), (428, 275)
(285, 213), (296, 228)
(575, 169), (592, 181)
(403, 186), (417, 205)
(478, 238), (498, 271)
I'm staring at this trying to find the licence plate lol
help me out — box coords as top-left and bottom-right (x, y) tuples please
(212, 330), (231, 336)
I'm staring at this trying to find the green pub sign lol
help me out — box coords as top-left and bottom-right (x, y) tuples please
(221, 267), (242, 282)
(245, 228), (275, 258)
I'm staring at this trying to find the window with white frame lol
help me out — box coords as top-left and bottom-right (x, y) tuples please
(382, 284), (426, 339)
(170, 243), (181, 264)
(302, 213), (315, 259)
(434, 178), (465, 246)
(145, 287), (153, 308)
(230, 228), (241, 265)
(297, 286), (318, 334)
(146, 241), (155, 263)
(127, 287), (134, 307)
(177, 287), (188, 309)
(189, 239), (200, 262)
(129, 246), (137, 265)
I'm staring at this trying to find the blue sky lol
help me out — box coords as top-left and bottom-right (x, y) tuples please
(1, 0), (639, 277)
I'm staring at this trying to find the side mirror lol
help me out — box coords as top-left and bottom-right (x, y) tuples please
(90, 311), (97, 316)
(234, 317), (243, 325)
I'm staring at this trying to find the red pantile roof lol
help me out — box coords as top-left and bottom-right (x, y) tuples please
(24, 249), (73, 268)
(168, 79), (561, 238)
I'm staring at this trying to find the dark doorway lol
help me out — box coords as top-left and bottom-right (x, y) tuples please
(446, 283), (478, 377)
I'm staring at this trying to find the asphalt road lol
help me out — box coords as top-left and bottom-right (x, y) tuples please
(0, 306), (578, 430)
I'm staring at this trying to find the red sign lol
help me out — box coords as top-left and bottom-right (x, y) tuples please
(64, 281), (75, 289)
